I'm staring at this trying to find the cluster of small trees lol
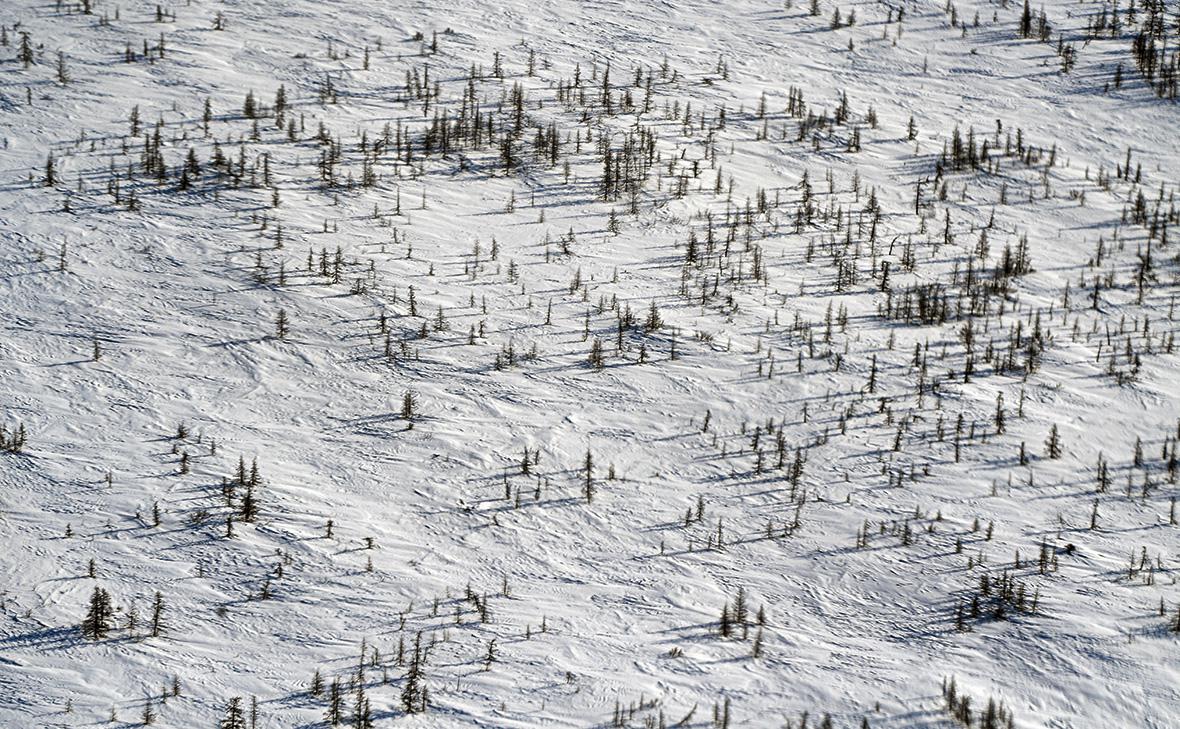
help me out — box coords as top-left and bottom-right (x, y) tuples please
(80, 585), (166, 641)
(954, 569), (1041, 631)
(0, 421), (28, 453)
(942, 677), (1016, 729)
(717, 587), (767, 656)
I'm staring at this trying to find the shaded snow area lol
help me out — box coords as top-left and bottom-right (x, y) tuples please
(1, 0), (1179, 726)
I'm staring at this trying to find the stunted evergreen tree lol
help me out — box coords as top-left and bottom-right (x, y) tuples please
(483, 638), (497, 671)
(1045, 424), (1062, 459)
(644, 301), (663, 331)
(18, 32), (33, 68)
(582, 449), (594, 503)
(352, 684), (373, 729)
(140, 695), (156, 725)
(239, 483), (258, 522)
(55, 52), (69, 83)
(400, 633), (427, 713)
(588, 338), (605, 370)
(81, 586), (113, 640)
(326, 678), (343, 726)
(401, 390), (417, 427)
(275, 309), (289, 339)
(150, 591), (165, 638)
(219, 697), (246, 729)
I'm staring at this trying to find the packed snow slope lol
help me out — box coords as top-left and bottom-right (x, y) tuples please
(1, 0), (1179, 726)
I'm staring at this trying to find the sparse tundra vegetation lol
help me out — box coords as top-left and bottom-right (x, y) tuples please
(0, 0), (1178, 726)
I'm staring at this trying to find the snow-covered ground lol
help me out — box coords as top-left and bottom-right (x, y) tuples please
(1, 0), (1178, 726)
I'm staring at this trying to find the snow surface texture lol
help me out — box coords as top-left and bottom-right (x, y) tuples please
(1, 0), (1178, 726)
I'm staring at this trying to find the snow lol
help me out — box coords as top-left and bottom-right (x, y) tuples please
(1, 0), (1178, 726)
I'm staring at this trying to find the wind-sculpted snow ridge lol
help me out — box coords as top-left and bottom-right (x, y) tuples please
(1, 0), (1178, 726)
